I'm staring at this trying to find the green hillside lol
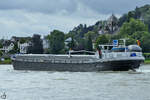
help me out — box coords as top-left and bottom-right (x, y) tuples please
(46, 4), (150, 54)
(119, 4), (150, 30)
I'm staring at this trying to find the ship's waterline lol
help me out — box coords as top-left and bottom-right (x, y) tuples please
(0, 64), (150, 100)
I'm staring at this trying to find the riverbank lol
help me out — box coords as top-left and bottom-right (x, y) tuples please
(144, 59), (150, 64)
(0, 59), (12, 64)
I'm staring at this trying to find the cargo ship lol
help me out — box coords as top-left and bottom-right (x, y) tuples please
(11, 39), (145, 71)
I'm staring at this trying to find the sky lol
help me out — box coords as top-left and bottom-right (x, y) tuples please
(0, 0), (150, 39)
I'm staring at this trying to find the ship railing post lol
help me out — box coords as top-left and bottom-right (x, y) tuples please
(68, 50), (71, 58)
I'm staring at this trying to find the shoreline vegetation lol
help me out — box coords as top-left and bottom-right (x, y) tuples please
(0, 59), (150, 65)
(144, 59), (150, 64)
(0, 59), (12, 64)
(143, 53), (150, 64)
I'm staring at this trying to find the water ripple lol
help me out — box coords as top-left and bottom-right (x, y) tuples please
(0, 64), (149, 100)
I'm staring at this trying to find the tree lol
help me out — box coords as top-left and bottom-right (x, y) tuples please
(131, 31), (149, 40)
(135, 6), (141, 19)
(140, 33), (150, 52)
(127, 11), (135, 22)
(84, 31), (98, 41)
(27, 34), (43, 54)
(118, 14), (128, 27)
(75, 38), (86, 50)
(48, 30), (65, 54)
(19, 38), (26, 44)
(9, 42), (19, 54)
(95, 35), (109, 49)
(67, 36), (76, 50)
(118, 4), (150, 31)
(0, 51), (2, 56)
(85, 35), (93, 51)
(125, 31), (149, 45)
(119, 18), (150, 52)
(126, 37), (136, 46)
(119, 18), (148, 37)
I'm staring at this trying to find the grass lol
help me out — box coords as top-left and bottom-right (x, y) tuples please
(144, 53), (150, 55)
(0, 59), (12, 64)
(144, 59), (150, 64)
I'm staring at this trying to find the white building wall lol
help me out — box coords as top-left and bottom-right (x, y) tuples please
(19, 43), (29, 54)
(43, 39), (49, 49)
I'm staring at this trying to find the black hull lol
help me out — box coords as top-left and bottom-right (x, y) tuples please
(98, 60), (143, 71)
(12, 59), (143, 72)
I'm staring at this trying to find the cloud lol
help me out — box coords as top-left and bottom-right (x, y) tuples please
(80, 0), (150, 14)
(0, 0), (149, 38)
(0, 0), (77, 14)
(0, 0), (149, 15)
(0, 9), (104, 38)
(0, 2), (114, 38)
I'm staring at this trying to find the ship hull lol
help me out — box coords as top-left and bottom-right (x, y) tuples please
(12, 59), (143, 72)
(13, 60), (98, 72)
(97, 60), (143, 71)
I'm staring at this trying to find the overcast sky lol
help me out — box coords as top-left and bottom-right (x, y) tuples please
(0, 0), (150, 39)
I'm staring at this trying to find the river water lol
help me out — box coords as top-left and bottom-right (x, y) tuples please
(0, 65), (150, 100)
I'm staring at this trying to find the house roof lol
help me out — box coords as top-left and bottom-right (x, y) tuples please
(11, 36), (31, 42)
(2, 40), (14, 46)
(107, 14), (118, 23)
(65, 37), (72, 42)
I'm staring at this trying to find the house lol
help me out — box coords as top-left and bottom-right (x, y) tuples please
(18, 42), (30, 54)
(65, 37), (72, 48)
(107, 14), (118, 33)
(11, 36), (31, 43)
(98, 30), (104, 34)
(98, 14), (119, 34)
(0, 40), (14, 53)
(10, 36), (32, 54)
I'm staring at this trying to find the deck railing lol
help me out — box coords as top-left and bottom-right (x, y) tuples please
(102, 52), (143, 59)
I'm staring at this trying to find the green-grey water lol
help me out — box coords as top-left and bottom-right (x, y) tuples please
(0, 65), (150, 100)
